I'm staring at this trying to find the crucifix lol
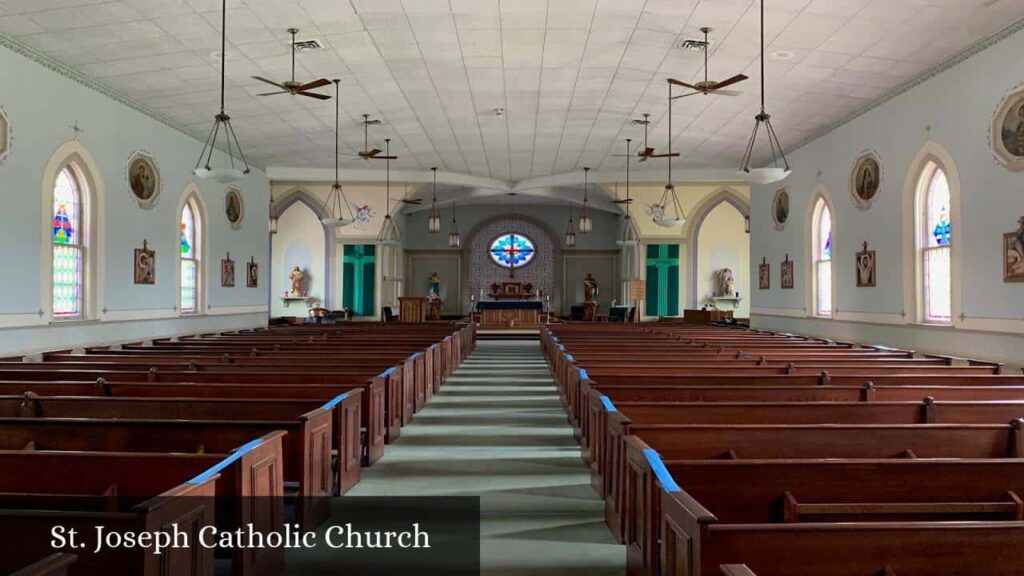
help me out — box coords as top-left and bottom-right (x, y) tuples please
(68, 120), (84, 140)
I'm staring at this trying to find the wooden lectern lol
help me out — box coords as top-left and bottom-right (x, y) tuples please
(398, 297), (427, 323)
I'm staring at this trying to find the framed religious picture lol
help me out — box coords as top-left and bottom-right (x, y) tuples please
(780, 254), (794, 289)
(855, 241), (877, 287)
(133, 240), (155, 285)
(771, 188), (789, 231)
(221, 253), (235, 287)
(758, 257), (770, 290)
(1004, 217), (1024, 282)
(126, 151), (160, 209)
(0, 105), (10, 165)
(225, 187), (244, 230)
(850, 151), (881, 210)
(991, 86), (1024, 171)
(246, 257), (258, 288)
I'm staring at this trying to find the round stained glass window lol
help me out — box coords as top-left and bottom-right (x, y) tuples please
(489, 233), (536, 269)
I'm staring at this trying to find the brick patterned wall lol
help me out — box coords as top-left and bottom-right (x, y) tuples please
(466, 217), (557, 311)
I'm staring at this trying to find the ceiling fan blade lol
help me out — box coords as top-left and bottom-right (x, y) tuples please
(359, 148), (382, 158)
(252, 76), (287, 90)
(714, 90), (743, 97)
(401, 199), (423, 204)
(711, 74), (748, 90)
(257, 91), (290, 96)
(648, 153), (681, 158)
(371, 155), (398, 160)
(612, 199), (634, 204)
(667, 78), (699, 90)
(297, 91), (332, 100)
(297, 78), (332, 91)
(640, 147), (656, 156)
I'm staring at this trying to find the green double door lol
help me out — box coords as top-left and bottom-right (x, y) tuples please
(342, 244), (376, 316)
(645, 244), (680, 317)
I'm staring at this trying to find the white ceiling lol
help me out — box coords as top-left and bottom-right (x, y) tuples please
(2, 0), (1023, 181)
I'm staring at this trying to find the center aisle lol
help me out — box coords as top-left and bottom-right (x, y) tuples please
(288, 339), (624, 575)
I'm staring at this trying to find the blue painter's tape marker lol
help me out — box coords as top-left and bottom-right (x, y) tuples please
(379, 367), (397, 378)
(579, 368), (589, 380)
(643, 449), (681, 493)
(320, 392), (350, 411)
(599, 395), (616, 412)
(188, 438), (264, 484)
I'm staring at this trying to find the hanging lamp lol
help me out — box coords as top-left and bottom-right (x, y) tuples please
(564, 202), (576, 248)
(427, 168), (442, 234)
(738, 0), (791, 184)
(654, 85), (686, 228)
(269, 197), (278, 235)
(193, 0), (250, 183)
(578, 166), (593, 234)
(321, 79), (356, 228)
(448, 195), (461, 248)
(376, 139), (400, 245)
(617, 138), (639, 246)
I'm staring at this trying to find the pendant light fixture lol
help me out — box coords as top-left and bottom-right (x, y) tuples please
(564, 202), (576, 248)
(578, 166), (593, 234)
(448, 194), (461, 248)
(738, 0), (791, 184)
(193, 0), (250, 184)
(655, 84), (686, 228)
(376, 139), (400, 245)
(321, 79), (356, 228)
(427, 168), (442, 234)
(617, 138), (639, 246)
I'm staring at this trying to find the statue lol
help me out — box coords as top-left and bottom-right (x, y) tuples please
(583, 273), (599, 302)
(716, 268), (736, 297)
(428, 272), (441, 296)
(289, 266), (305, 296)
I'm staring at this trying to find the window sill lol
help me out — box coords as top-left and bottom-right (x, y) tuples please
(49, 318), (101, 327)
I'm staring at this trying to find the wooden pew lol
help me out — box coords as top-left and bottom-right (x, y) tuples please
(0, 417), (325, 530)
(0, 374), (388, 465)
(4, 390), (363, 496)
(10, 554), (77, 576)
(0, 435), (282, 576)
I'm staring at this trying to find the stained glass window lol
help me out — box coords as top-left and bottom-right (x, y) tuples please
(180, 200), (199, 314)
(489, 233), (536, 270)
(813, 200), (832, 317)
(922, 164), (951, 323)
(52, 167), (83, 318)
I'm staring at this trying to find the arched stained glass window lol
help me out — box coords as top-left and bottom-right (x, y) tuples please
(489, 233), (536, 270)
(180, 199), (200, 314)
(53, 167), (84, 318)
(921, 164), (951, 323)
(812, 199), (832, 317)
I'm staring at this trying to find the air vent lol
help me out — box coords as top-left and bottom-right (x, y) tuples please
(293, 39), (323, 52)
(678, 38), (709, 52)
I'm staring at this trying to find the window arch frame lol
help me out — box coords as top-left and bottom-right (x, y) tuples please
(902, 142), (962, 327)
(177, 186), (207, 316)
(805, 185), (836, 319)
(39, 141), (104, 322)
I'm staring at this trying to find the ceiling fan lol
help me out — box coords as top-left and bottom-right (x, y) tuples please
(353, 114), (398, 160)
(615, 113), (680, 163)
(252, 28), (331, 100)
(393, 182), (423, 206)
(668, 27), (748, 99)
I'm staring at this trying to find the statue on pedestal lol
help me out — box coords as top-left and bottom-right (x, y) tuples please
(583, 273), (599, 302)
(428, 271), (441, 297)
(715, 268), (736, 298)
(289, 266), (306, 296)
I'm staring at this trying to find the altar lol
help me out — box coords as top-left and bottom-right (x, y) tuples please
(477, 301), (542, 328)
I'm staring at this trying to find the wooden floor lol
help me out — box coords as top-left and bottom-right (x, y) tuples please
(283, 339), (624, 575)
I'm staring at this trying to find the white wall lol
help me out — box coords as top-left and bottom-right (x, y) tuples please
(697, 202), (750, 318)
(749, 23), (1024, 364)
(0, 40), (270, 355)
